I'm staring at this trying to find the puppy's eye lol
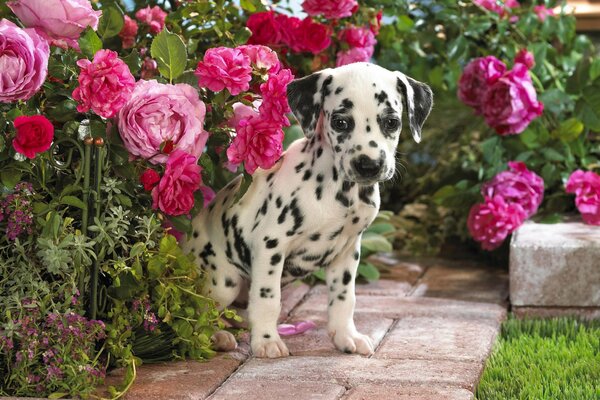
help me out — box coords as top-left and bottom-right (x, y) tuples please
(332, 117), (350, 131)
(384, 117), (400, 131)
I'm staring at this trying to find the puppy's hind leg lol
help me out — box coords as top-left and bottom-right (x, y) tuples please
(205, 269), (243, 352)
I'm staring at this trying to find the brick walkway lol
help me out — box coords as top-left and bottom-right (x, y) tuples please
(111, 256), (508, 400)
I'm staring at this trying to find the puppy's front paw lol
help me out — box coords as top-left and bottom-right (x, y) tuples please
(251, 335), (289, 358)
(211, 330), (238, 352)
(330, 329), (374, 356)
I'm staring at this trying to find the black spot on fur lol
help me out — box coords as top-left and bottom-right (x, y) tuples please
(353, 251), (360, 260)
(335, 191), (350, 207)
(199, 242), (216, 263)
(342, 181), (354, 192)
(302, 170), (312, 181)
(286, 198), (304, 236)
(295, 162), (305, 173)
(375, 90), (388, 105)
(278, 205), (289, 224)
(212, 278), (217, 286)
(231, 215), (252, 272)
(221, 214), (230, 236)
(266, 238), (279, 249)
(310, 233), (321, 241)
(263, 334), (271, 339)
(335, 87), (343, 95)
(352, 216), (360, 224)
(268, 270), (274, 275)
(315, 186), (323, 200)
(267, 172), (275, 182)
(225, 277), (236, 287)
(366, 125), (371, 132)
(193, 231), (199, 238)
(359, 185), (376, 207)
(329, 226), (343, 240)
(271, 253), (282, 265)
(316, 174), (324, 183)
(332, 167), (338, 181)
(334, 145), (341, 153)
(276, 196), (283, 208)
(316, 147), (323, 158)
(369, 140), (378, 148)
(343, 270), (352, 285)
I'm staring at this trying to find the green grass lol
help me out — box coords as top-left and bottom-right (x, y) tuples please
(476, 317), (600, 400)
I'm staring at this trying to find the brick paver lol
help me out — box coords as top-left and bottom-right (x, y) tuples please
(111, 256), (508, 400)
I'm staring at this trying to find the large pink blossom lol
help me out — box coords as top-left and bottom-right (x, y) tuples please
(458, 56), (507, 113)
(473, 0), (519, 16)
(565, 170), (600, 226)
(259, 68), (294, 126)
(227, 114), (284, 174)
(238, 45), (280, 73)
(119, 15), (138, 49)
(302, 0), (358, 19)
(276, 14), (302, 48)
(72, 49), (136, 119)
(338, 26), (376, 49)
(294, 17), (332, 54)
(336, 46), (372, 66)
(514, 49), (535, 69)
(482, 63), (544, 135)
(534, 5), (555, 22)
(468, 195), (527, 250)
(152, 150), (201, 216)
(482, 161), (544, 218)
(117, 80), (208, 164)
(135, 5), (167, 34)
(0, 19), (49, 103)
(246, 11), (282, 46)
(8, 0), (101, 50)
(195, 47), (252, 96)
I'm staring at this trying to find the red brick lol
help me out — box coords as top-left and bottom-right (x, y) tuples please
(368, 254), (428, 283)
(231, 356), (483, 390)
(411, 258), (508, 305)
(279, 281), (311, 321)
(282, 310), (394, 356)
(294, 294), (506, 322)
(343, 385), (474, 400)
(375, 316), (500, 363)
(209, 379), (346, 400)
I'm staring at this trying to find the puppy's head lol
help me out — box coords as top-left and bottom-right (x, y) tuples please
(287, 62), (433, 185)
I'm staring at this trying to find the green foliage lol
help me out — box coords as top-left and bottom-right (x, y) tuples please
(477, 317), (600, 400)
(151, 29), (188, 82)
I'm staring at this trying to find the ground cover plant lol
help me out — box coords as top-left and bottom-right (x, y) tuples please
(476, 317), (600, 399)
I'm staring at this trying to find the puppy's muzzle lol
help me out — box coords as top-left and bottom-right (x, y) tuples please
(351, 155), (384, 180)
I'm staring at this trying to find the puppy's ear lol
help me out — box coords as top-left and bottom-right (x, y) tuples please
(395, 73), (433, 143)
(287, 71), (333, 138)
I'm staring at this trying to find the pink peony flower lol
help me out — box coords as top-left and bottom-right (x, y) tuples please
(228, 102), (259, 129)
(117, 79), (208, 164)
(119, 15), (138, 49)
(0, 19), (49, 103)
(195, 47), (252, 96)
(259, 68), (294, 126)
(294, 17), (332, 55)
(336, 47), (372, 67)
(565, 170), (600, 225)
(468, 195), (527, 250)
(302, 0), (358, 19)
(338, 26), (377, 49)
(8, 0), (101, 50)
(458, 56), (507, 113)
(227, 114), (284, 174)
(238, 45), (280, 73)
(482, 161), (544, 218)
(72, 49), (136, 119)
(482, 63), (544, 135)
(534, 5), (555, 22)
(135, 5), (167, 34)
(275, 14), (302, 48)
(514, 49), (535, 69)
(246, 11), (282, 45)
(152, 149), (201, 216)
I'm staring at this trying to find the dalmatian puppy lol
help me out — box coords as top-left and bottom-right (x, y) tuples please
(182, 62), (433, 358)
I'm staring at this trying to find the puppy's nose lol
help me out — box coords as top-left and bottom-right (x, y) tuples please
(351, 155), (383, 179)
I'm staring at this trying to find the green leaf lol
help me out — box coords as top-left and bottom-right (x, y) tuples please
(361, 232), (393, 253)
(312, 268), (326, 281)
(1, 169), (22, 189)
(130, 242), (146, 258)
(538, 214), (562, 224)
(48, 392), (69, 399)
(590, 58), (600, 81)
(234, 173), (252, 204)
(395, 15), (415, 32)
(358, 262), (380, 281)
(122, 50), (141, 74)
(97, 5), (124, 39)
(61, 195), (88, 210)
(78, 28), (102, 59)
(553, 118), (584, 142)
(168, 215), (192, 236)
(240, 0), (257, 12)
(366, 222), (396, 235)
(151, 29), (187, 81)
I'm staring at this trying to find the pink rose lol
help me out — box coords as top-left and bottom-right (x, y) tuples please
(228, 102), (259, 129)
(275, 14), (302, 48)
(12, 115), (54, 159)
(152, 149), (201, 216)
(482, 63), (544, 135)
(72, 49), (136, 119)
(295, 18), (332, 54)
(140, 169), (160, 191)
(227, 114), (284, 174)
(534, 5), (555, 22)
(565, 170), (600, 226)
(141, 57), (158, 80)
(338, 26), (376, 49)
(8, 0), (101, 50)
(482, 161), (544, 218)
(514, 49), (535, 69)
(468, 195), (527, 250)
(259, 68), (294, 126)
(238, 45), (280, 73)
(336, 47), (372, 66)
(135, 5), (167, 34)
(301, 0), (358, 19)
(458, 56), (507, 113)
(247, 11), (282, 46)
(117, 80), (208, 164)
(119, 15), (138, 49)
(195, 47), (252, 95)
(473, 0), (519, 16)
(0, 19), (49, 103)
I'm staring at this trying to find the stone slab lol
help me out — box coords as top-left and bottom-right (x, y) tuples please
(375, 316), (500, 363)
(280, 281), (312, 321)
(294, 293), (507, 322)
(512, 306), (600, 320)
(411, 258), (508, 305)
(230, 356), (482, 391)
(510, 220), (600, 307)
(209, 379), (346, 400)
(282, 310), (394, 356)
(342, 386), (474, 400)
